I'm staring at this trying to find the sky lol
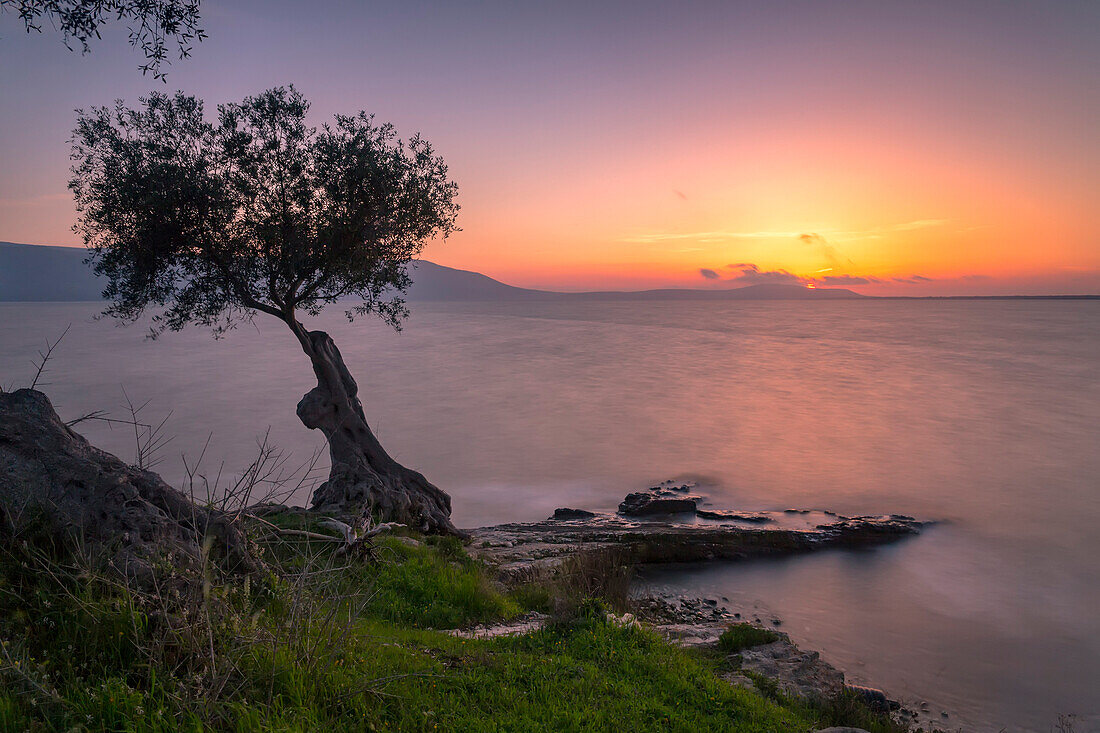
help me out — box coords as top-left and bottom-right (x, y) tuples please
(1, 0), (1098, 295)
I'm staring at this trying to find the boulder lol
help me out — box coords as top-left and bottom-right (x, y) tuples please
(618, 491), (699, 516)
(0, 389), (260, 585)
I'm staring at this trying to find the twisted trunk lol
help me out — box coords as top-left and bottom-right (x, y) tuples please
(291, 326), (460, 535)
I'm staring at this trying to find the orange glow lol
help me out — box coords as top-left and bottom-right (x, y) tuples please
(420, 92), (1099, 297)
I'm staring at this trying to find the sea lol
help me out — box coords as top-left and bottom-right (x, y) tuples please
(2, 298), (1097, 732)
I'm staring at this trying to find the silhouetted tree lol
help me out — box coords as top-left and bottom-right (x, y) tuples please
(1, 0), (204, 79)
(70, 86), (462, 534)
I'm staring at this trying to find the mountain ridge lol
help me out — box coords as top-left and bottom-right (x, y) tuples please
(0, 242), (862, 302)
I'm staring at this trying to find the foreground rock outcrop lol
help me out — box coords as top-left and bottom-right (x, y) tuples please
(0, 389), (259, 584)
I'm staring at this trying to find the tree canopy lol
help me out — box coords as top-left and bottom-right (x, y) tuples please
(70, 86), (460, 337)
(1, 0), (205, 79)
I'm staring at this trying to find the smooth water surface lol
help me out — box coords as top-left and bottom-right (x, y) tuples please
(2, 299), (1098, 731)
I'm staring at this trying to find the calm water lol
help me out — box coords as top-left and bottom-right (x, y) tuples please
(2, 299), (1098, 731)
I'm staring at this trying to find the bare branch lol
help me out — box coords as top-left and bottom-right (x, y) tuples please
(28, 324), (70, 390)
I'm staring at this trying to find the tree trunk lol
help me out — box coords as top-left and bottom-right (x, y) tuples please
(293, 328), (461, 536)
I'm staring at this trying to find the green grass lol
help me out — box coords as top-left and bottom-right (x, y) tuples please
(717, 623), (781, 654)
(0, 519), (902, 732)
(1, 618), (815, 732)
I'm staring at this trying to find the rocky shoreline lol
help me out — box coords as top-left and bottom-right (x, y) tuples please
(462, 483), (948, 731)
(1, 390), (943, 731)
(634, 592), (955, 731)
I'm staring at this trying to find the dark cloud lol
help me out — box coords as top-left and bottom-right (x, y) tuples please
(816, 274), (882, 285)
(727, 263), (804, 285)
(673, 189), (688, 201)
(892, 275), (934, 284)
(700, 263), (804, 284)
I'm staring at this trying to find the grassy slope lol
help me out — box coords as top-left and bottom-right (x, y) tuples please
(0, 525), (898, 733)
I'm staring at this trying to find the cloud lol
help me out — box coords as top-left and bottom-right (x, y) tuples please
(726, 263), (804, 285)
(673, 189), (688, 201)
(798, 232), (851, 269)
(698, 263), (804, 285)
(816, 274), (882, 285)
(892, 218), (949, 231)
(702, 262), (952, 289)
(621, 230), (804, 243)
(621, 218), (956, 245)
(0, 193), (70, 207)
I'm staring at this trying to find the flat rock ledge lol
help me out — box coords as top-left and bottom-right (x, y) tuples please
(467, 510), (922, 582)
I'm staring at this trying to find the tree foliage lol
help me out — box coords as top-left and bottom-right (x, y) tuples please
(69, 86), (460, 337)
(1, 0), (205, 79)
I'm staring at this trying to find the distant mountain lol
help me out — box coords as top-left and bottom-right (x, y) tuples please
(403, 260), (556, 301)
(0, 242), (105, 302)
(1, 242), (862, 302)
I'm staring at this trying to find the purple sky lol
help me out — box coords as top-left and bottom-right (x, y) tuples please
(2, 1), (1098, 294)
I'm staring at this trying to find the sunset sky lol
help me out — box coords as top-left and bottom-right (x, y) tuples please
(2, 1), (1098, 295)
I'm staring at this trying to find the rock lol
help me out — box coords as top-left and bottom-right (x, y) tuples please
(475, 508), (921, 583)
(618, 491), (699, 516)
(0, 389), (260, 586)
(606, 612), (639, 629)
(449, 612), (549, 640)
(550, 507), (597, 520)
(696, 509), (774, 523)
(846, 684), (893, 712)
(736, 638), (846, 704)
(468, 485), (922, 582)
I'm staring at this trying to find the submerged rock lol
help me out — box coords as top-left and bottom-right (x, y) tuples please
(0, 389), (260, 585)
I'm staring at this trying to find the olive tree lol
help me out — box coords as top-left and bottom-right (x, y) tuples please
(1, 0), (205, 79)
(70, 86), (462, 534)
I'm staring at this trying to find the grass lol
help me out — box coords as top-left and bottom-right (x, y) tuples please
(717, 623), (781, 654)
(0, 514), (909, 732)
